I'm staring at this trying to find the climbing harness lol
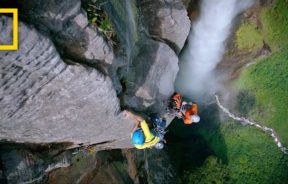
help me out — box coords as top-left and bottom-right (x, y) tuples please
(144, 149), (152, 183)
(215, 94), (288, 154)
(150, 115), (167, 141)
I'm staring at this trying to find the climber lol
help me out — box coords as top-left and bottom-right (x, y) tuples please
(169, 92), (200, 124)
(170, 92), (182, 111)
(123, 110), (165, 150)
(181, 102), (200, 124)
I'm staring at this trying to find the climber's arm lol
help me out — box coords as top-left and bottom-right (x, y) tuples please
(123, 110), (144, 133)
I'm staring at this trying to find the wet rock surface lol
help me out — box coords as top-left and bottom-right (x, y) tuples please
(102, 0), (190, 113)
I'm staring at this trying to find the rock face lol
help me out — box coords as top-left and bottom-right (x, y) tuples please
(1, 148), (47, 183)
(0, 16), (133, 146)
(0, 144), (71, 184)
(101, 0), (139, 59)
(102, 0), (190, 113)
(18, 0), (114, 65)
(122, 39), (179, 113)
(138, 0), (191, 54)
(0, 0), (191, 183)
(46, 149), (177, 184)
(0, 0), (191, 145)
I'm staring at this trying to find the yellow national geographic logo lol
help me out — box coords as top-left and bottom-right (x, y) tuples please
(0, 8), (18, 50)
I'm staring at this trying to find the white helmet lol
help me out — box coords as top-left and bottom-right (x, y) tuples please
(155, 142), (164, 149)
(191, 115), (200, 123)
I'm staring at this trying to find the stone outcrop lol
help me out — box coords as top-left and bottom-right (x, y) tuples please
(0, 144), (71, 184)
(102, 0), (190, 113)
(0, 16), (133, 146)
(132, 149), (177, 184)
(18, 0), (114, 65)
(138, 0), (191, 54)
(0, 148), (48, 183)
(122, 39), (179, 114)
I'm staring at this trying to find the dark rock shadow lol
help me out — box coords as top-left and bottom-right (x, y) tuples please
(48, 149), (134, 184)
(0, 142), (72, 184)
(165, 103), (228, 176)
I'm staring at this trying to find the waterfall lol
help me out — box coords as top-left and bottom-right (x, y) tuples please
(175, 0), (254, 100)
(102, 0), (138, 61)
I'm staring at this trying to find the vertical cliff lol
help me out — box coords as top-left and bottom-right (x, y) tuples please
(0, 0), (191, 183)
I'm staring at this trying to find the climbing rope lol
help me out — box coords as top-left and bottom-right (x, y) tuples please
(215, 95), (288, 155)
(144, 150), (152, 184)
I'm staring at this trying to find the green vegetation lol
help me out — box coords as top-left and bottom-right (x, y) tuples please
(185, 156), (229, 184)
(171, 1), (288, 183)
(167, 112), (288, 184)
(236, 90), (256, 116)
(260, 0), (288, 51)
(221, 122), (288, 184)
(184, 128), (288, 184)
(82, 0), (117, 41)
(236, 23), (262, 51)
(236, 47), (288, 145)
(236, 0), (288, 52)
(233, 0), (288, 145)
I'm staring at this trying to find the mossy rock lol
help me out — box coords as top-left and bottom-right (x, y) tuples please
(236, 22), (263, 52)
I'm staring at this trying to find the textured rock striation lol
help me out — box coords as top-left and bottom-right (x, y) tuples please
(0, 16), (133, 146)
(0, 0), (190, 145)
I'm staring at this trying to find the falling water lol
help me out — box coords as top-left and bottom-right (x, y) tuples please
(175, 0), (254, 100)
(215, 95), (288, 155)
(101, 0), (138, 61)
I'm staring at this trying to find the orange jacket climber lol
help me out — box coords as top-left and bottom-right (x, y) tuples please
(183, 103), (199, 124)
(170, 92), (182, 110)
(169, 92), (201, 124)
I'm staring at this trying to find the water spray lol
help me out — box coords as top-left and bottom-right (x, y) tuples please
(176, 0), (254, 99)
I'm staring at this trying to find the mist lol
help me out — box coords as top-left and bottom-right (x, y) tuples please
(175, 0), (254, 102)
